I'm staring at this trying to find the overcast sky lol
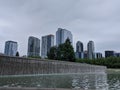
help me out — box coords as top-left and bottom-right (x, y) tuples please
(0, 0), (120, 56)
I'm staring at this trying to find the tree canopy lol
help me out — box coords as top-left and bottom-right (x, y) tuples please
(47, 38), (75, 62)
(47, 46), (57, 60)
(76, 57), (120, 68)
(16, 52), (19, 57)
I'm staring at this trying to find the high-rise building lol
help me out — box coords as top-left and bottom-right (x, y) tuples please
(76, 41), (84, 52)
(84, 50), (88, 59)
(27, 36), (40, 57)
(105, 50), (115, 58)
(4, 41), (18, 56)
(75, 41), (84, 59)
(95, 52), (102, 59)
(115, 52), (120, 57)
(87, 41), (95, 59)
(41, 34), (54, 58)
(75, 52), (84, 59)
(56, 28), (73, 46)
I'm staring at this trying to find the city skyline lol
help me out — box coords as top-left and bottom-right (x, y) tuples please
(0, 0), (120, 56)
(1, 27), (120, 57)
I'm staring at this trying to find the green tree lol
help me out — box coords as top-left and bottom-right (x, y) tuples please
(16, 51), (19, 57)
(47, 38), (75, 62)
(62, 38), (75, 62)
(28, 56), (41, 59)
(76, 57), (120, 68)
(57, 44), (64, 60)
(47, 46), (57, 60)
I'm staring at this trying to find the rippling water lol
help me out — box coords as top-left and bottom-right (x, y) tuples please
(0, 71), (120, 90)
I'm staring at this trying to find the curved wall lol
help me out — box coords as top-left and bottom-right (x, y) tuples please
(0, 55), (106, 75)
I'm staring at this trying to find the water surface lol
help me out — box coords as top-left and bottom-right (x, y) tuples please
(0, 73), (108, 90)
(0, 70), (120, 90)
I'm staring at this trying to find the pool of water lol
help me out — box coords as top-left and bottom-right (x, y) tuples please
(0, 71), (120, 90)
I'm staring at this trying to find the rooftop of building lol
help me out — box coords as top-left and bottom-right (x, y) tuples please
(42, 34), (54, 37)
(29, 36), (40, 40)
(6, 40), (17, 43)
(57, 28), (71, 33)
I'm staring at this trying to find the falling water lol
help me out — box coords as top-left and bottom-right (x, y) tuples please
(0, 55), (108, 90)
(0, 55), (106, 75)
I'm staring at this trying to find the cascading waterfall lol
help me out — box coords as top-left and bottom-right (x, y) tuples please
(0, 55), (108, 89)
(0, 55), (106, 75)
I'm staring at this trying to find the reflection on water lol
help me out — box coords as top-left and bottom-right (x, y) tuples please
(108, 74), (120, 90)
(71, 73), (108, 90)
(0, 73), (109, 90)
(1, 73), (120, 90)
(1, 72), (120, 90)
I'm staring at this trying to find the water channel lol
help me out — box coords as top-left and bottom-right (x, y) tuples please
(0, 70), (119, 90)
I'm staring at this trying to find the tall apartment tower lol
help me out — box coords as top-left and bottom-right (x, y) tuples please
(56, 28), (73, 46)
(41, 34), (54, 58)
(87, 41), (95, 59)
(4, 41), (18, 56)
(27, 36), (40, 57)
(95, 52), (103, 59)
(76, 41), (84, 52)
(75, 41), (84, 59)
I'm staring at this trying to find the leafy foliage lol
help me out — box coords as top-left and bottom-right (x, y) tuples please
(47, 38), (75, 62)
(76, 57), (120, 68)
(16, 52), (19, 57)
(47, 46), (57, 60)
(28, 56), (41, 59)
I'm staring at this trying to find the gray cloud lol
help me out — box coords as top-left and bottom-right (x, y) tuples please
(0, 0), (120, 56)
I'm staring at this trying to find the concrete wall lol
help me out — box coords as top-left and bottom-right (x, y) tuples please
(0, 55), (106, 75)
